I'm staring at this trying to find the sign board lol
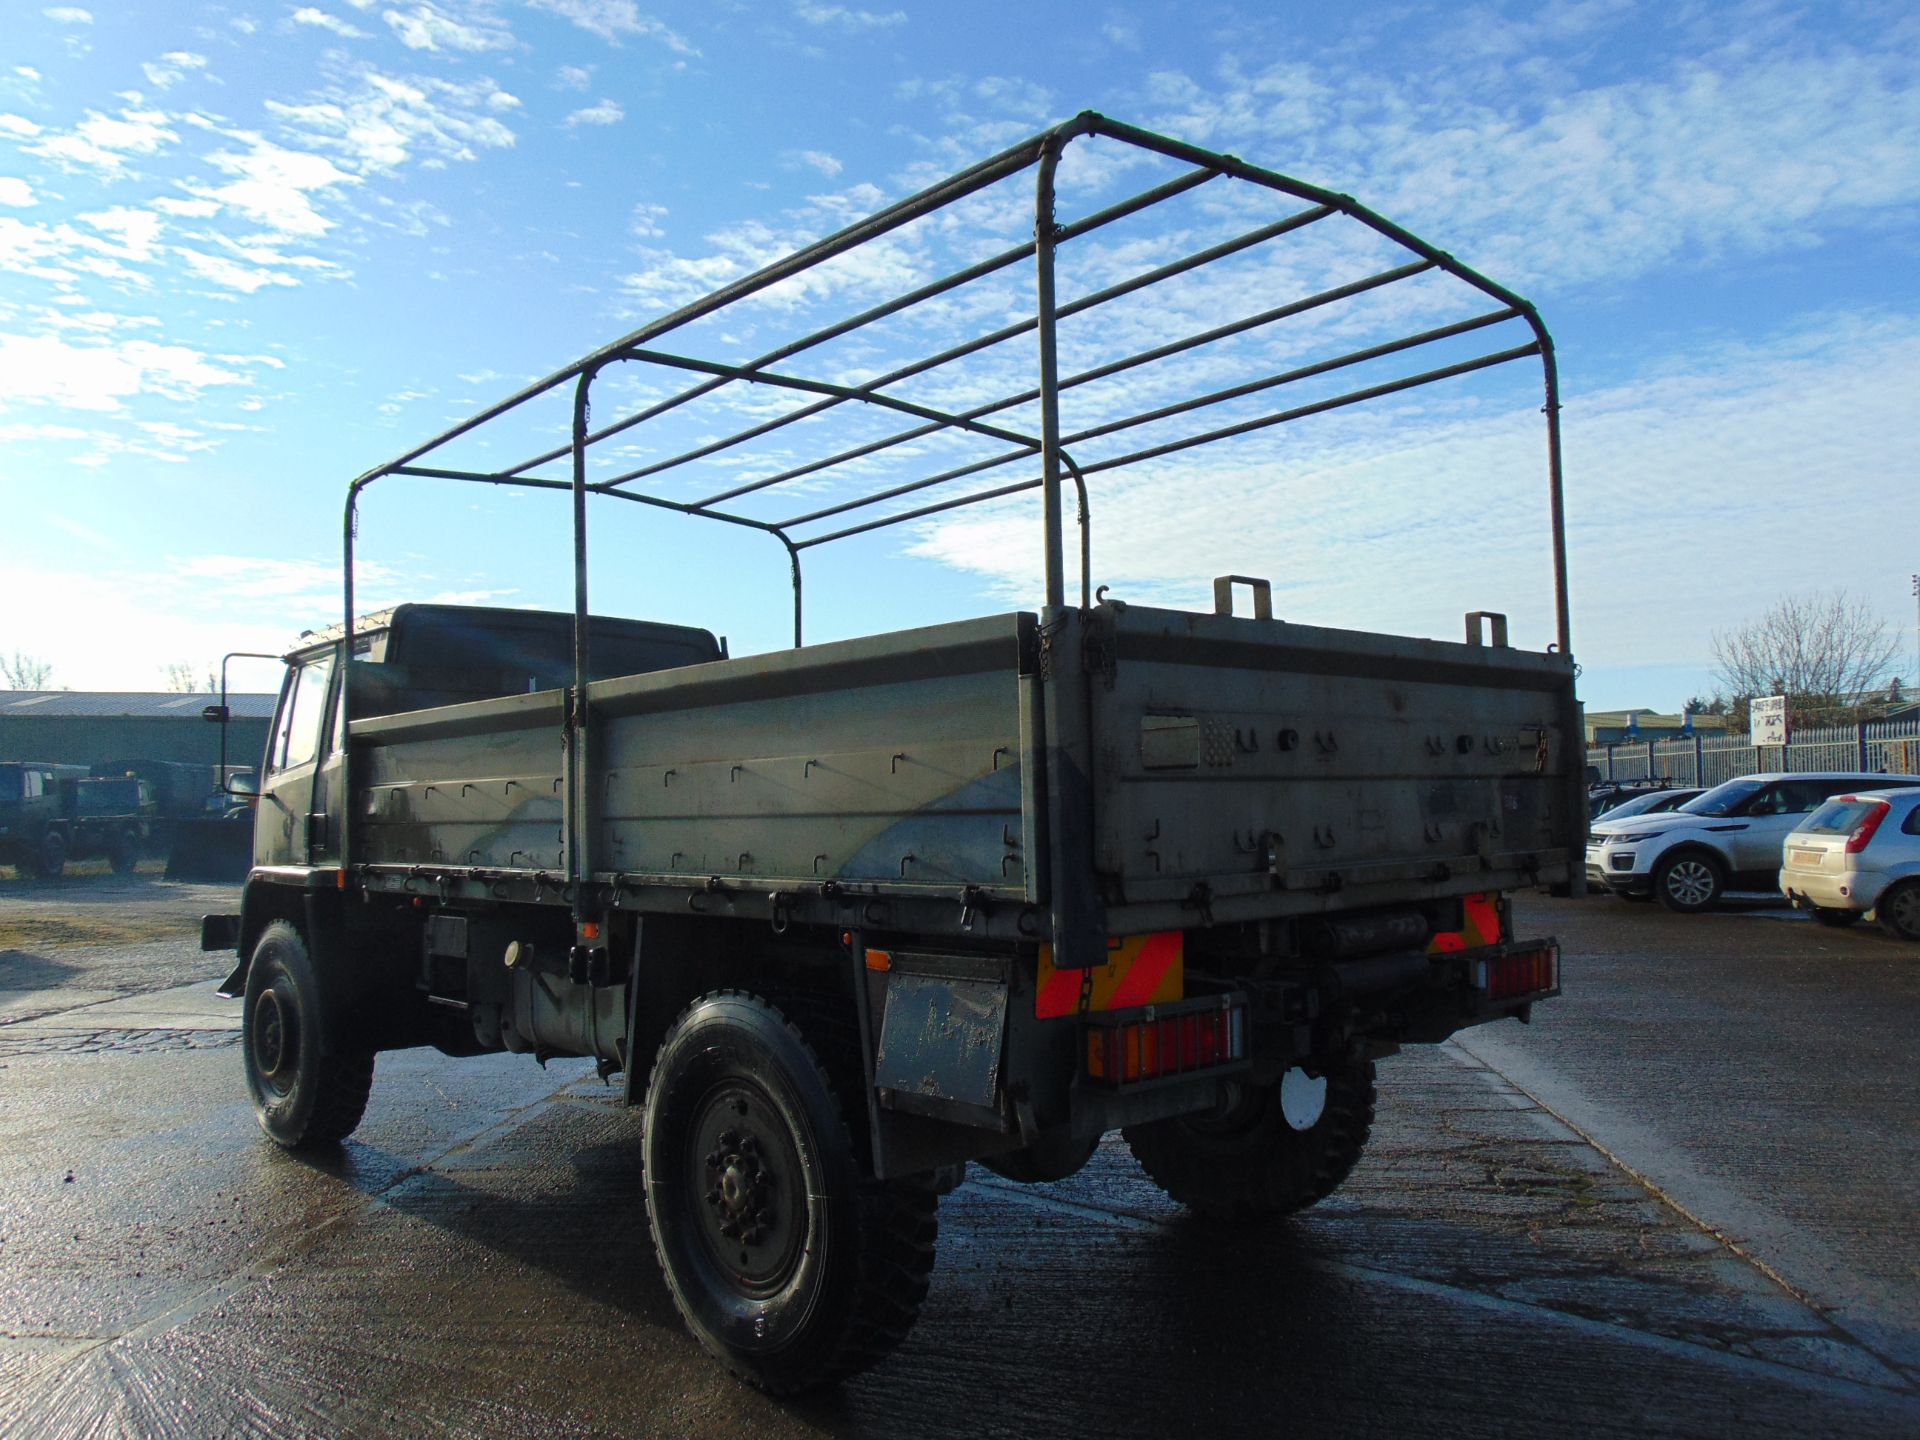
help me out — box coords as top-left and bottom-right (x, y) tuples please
(1750, 695), (1788, 748)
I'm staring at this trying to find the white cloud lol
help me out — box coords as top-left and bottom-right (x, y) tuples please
(0, 331), (248, 412)
(382, 3), (514, 53)
(42, 7), (92, 23)
(556, 64), (593, 90)
(141, 51), (208, 90)
(292, 8), (369, 38)
(175, 246), (301, 293)
(529, 0), (697, 54)
(268, 69), (517, 172)
(565, 98), (624, 127)
(24, 108), (178, 177)
(629, 200), (667, 237)
(786, 149), (842, 177)
(0, 177), (36, 207)
(795, 3), (906, 29)
(0, 114), (43, 139)
(194, 136), (358, 237)
(77, 205), (165, 259)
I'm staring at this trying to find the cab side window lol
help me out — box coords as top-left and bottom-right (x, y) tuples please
(268, 655), (337, 773)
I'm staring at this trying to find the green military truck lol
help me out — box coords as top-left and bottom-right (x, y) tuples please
(1, 763), (154, 878)
(203, 114), (1581, 1392)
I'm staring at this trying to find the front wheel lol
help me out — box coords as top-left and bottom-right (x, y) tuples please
(1879, 881), (1920, 941)
(1654, 850), (1723, 913)
(108, 829), (139, 875)
(243, 920), (375, 1148)
(1123, 1058), (1376, 1223)
(642, 991), (938, 1394)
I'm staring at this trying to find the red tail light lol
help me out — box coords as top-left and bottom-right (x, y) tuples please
(1084, 997), (1246, 1086)
(1846, 801), (1891, 854)
(1473, 944), (1560, 1002)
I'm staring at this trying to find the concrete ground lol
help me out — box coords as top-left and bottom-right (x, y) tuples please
(0, 873), (1915, 1437)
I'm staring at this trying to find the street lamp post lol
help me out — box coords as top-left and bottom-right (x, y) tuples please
(1911, 575), (1919, 699)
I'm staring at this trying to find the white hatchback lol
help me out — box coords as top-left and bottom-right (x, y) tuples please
(1779, 788), (1920, 939)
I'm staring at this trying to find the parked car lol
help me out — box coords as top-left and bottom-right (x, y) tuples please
(1588, 782), (1703, 821)
(1587, 772), (1920, 912)
(1779, 788), (1920, 938)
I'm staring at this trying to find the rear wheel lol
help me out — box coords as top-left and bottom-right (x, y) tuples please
(642, 991), (937, 1393)
(1878, 882), (1920, 941)
(1123, 1058), (1376, 1223)
(1809, 906), (1861, 929)
(243, 920), (375, 1148)
(1654, 850), (1723, 913)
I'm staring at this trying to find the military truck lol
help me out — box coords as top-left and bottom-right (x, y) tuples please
(202, 113), (1580, 1393)
(0, 763), (154, 877)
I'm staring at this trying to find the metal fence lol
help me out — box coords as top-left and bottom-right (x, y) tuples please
(1588, 718), (1920, 788)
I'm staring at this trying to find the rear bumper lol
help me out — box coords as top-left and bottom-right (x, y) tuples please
(1780, 871), (1866, 912)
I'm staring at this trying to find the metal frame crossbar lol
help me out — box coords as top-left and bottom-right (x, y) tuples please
(336, 112), (1570, 911)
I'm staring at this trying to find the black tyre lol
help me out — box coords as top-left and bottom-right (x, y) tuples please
(1122, 1058), (1376, 1223)
(1654, 850), (1723, 913)
(26, 831), (67, 880)
(1809, 906), (1861, 929)
(243, 920), (375, 1148)
(1878, 881), (1920, 941)
(642, 991), (937, 1394)
(108, 829), (139, 875)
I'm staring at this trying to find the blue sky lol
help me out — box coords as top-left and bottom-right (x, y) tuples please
(1, 0), (1916, 707)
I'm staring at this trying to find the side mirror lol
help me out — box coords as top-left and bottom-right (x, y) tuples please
(202, 704), (230, 723)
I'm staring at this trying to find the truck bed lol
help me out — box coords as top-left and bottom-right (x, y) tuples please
(347, 602), (1578, 942)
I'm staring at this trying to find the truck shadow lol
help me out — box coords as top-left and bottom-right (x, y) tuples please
(0, 949), (83, 989)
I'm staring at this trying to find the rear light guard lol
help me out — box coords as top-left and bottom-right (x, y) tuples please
(1469, 941), (1561, 1004)
(1083, 993), (1248, 1088)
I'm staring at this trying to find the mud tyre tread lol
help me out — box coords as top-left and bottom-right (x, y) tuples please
(1123, 1059), (1376, 1223)
(642, 989), (936, 1394)
(243, 920), (375, 1149)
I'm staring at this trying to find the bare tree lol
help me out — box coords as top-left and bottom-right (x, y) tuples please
(1710, 591), (1898, 724)
(162, 661), (216, 693)
(0, 652), (53, 689)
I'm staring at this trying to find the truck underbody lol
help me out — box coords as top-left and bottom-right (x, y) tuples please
(204, 112), (1578, 1393)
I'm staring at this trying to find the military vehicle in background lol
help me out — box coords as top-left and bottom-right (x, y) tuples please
(202, 114), (1581, 1392)
(0, 762), (155, 878)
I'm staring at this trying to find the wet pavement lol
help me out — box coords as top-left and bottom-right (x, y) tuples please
(1, 877), (1916, 1437)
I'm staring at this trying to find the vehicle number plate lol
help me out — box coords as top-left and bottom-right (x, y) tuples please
(1788, 849), (1823, 865)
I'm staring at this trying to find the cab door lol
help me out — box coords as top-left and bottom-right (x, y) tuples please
(256, 648), (339, 867)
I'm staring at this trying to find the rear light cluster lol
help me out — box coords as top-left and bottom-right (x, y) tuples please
(1084, 997), (1246, 1087)
(1474, 944), (1560, 1003)
(1846, 800), (1891, 854)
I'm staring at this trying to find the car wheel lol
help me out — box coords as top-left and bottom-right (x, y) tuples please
(642, 990), (938, 1394)
(1809, 907), (1861, 929)
(1654, 850), (1723, 913)
(1878, 881), (1920, 941)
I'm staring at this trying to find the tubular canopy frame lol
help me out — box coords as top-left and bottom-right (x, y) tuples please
(336, 111), (1572, 913)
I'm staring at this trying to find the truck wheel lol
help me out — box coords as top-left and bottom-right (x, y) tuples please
(1878, 881), (1920, 941)
(108, 830), (139, 875)
(1653, 850), (1722, 913)
(26, 831), (67, 880)
(243, 920), (375, 1149)
(642, 991), (938, 1393)
(1122, 1058), (1376, 1222)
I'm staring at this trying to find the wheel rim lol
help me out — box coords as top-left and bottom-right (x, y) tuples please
(1886, 887), (1920, 935)
(686, 1080), (806, 1297)
(1664, 859), (1715, 906)
(251, 986), (299, 1100)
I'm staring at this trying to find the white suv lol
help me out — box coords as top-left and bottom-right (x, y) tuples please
(1586, 772), (1920, 912)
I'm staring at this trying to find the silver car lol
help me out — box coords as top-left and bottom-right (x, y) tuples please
(1779, 787), (1920, 939)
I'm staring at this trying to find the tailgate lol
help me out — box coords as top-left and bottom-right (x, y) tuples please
(1085, 603), (1581, 927)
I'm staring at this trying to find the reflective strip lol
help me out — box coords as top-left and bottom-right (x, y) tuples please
(1428, 891), (1502, 954)
(1036, 931), (1184, 1019)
